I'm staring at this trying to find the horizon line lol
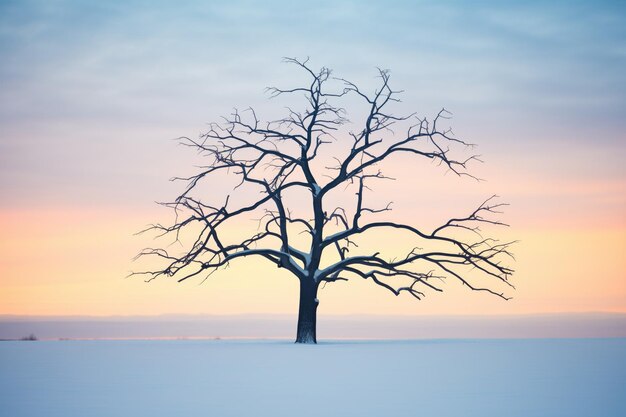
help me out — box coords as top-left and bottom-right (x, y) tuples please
(2, 311), (626, 321)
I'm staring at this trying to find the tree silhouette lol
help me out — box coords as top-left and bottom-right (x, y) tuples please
(134, 58), (515, 344)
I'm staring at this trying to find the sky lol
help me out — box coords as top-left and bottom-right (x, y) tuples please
(0, 0), (625, 317)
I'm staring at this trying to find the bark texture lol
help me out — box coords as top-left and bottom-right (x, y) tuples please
(295, 278), (319, 344)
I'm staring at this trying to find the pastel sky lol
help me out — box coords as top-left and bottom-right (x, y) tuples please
(0, 0), (624, 317)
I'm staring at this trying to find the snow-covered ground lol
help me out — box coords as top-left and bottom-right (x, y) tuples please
(1, 339), (625, 417)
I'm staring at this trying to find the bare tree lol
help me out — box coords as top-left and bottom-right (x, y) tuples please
(133, 58), (515, 344)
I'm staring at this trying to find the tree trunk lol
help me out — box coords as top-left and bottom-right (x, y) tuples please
(295, 278), (319, 344)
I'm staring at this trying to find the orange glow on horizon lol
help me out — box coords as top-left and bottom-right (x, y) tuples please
(1, 204), (624, 317)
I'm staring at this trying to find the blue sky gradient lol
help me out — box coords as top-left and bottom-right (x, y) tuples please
(1, 1), (625, 205)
